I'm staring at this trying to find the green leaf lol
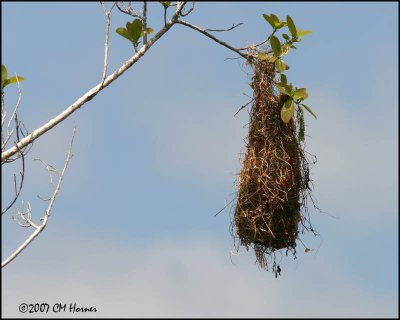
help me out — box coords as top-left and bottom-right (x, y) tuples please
(293, 88), (309, 100)
(280, 74), (287, 85)
(270, 14), (280, 25)
(275, 59), (287, 73)
(286, 15), (297, 38)
(127, 19), (143, 46)
(2, 79), (10, 88)
(160, 1), (172, 8)
(2, 64), (8, 83)
(287, 83), (294, 94)
(280, 44), (290, 56)
(276, 83), (286, 94)
(267, 56), (278, 63)
(282, 33), (290, 41)
(269, 35), (281, 56)
(281, 99), (295, 123)
(275, 21), (287, 29)
(141, 27), (154, 37)
(257, 52), (268, 61)
(6, 76), (24, 86)
(116, 27), (133, 41)
(264, 14), (286, 29)
(300, 104), (317, 119)
(276, 83), (291, 96)
(1, 64), (24, 89)
(297, 29), (312, 37)
(262, 14), (276, 29)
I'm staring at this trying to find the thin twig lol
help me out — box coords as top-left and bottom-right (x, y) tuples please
(1, 2), (187, 164)
(34, 158), (58, 193)
(1, 128), (76, 268)
(2, 75), (23, 150)
(1, 116), (25, 214)
(205, 22), (243, 32)
(237, 38), (270, 51)
(116, 1), (143, 19)
(142, 1), (148, 44)
(215, 198), (235, 216)
(236, 30), (277, 51)
(234, 98), (254, 117)
(176, 20), (248, 59)
(1, 91), (5, 128)
(179, 1), (194, 17)
(100, 1), (116, 86)
(1, 75), (27, 214)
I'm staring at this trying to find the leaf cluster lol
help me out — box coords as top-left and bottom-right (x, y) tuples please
(258, 14), (316, 139)
(116, 19), (154, 50)
(1, 64), (24, 91)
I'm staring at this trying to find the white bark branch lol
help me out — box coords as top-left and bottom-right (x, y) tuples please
(100, 2), (116, 85)
(2, 128), (76, 268)
(1, 2), (187, 164)
(2, 77), (23, 150)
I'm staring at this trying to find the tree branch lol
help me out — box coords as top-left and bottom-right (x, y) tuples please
(176, 20), (249, 59)
(1, 2), (187, 164)
(100, 1), (117, 86)
(142, 1), (148, 44)
(205, 22), (243, 32)
(2, 76), (23, 151)
(179, 1), (194, 17)
(2, 128), (76, 268)
(236, 37), (271, 51)
(115, 1), (143, 19)
(1, 118), (25, 215)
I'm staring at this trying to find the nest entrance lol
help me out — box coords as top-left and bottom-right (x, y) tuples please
(233, 59), (314, 273)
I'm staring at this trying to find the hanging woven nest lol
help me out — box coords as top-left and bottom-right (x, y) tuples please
(233, 58), (315, 275)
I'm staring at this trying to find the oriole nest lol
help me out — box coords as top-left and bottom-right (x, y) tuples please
(232, 59), (316, 275)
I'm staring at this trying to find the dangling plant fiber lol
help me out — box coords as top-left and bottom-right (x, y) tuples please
(232, 58), (316, 275)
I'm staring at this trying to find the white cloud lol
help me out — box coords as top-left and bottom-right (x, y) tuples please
(302, 88), (397, 226)
(2, 231), (397, 318)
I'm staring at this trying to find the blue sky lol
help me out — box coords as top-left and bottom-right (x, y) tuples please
(2, 2), (398, 318)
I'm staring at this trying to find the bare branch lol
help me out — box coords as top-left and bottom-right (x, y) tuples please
(2, 76), (23, 150)
(234, 98), (254, 117)
(142, 1), (148, 44)
(13, 202), (36, 228)
(1, 129), (25, 214)
(34, 158), (58, 193)
(46, 129), (76, 217)
(236, 29), (278, 52)
(116, 1), (143, 19)
(205, 22), (243, 32)
(1, 128), (76, 268)
(2, 81), (27, 214)
(176, 20), (249, 60)
(100, 1), (117, 86)
(1, 3), (187, 164)
(1, 92), (5, 128)
(214, 198), (235, 217)
(179, 1), (194, 17)
(237, 38), (270, 51)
